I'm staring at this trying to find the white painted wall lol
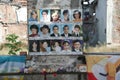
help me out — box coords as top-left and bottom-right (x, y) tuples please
(95, 0), (107, 43)
(106, 0), (113, 44)
(16, 7), (27, 22)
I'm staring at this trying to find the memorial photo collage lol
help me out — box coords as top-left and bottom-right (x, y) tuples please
(28, 9), (84, 55)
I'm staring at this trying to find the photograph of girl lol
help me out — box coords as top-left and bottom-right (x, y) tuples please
(61, 9), (71, 22)
(51, 40), (61, 52)
(29, 40), (40, 52)
(72, 9), (82, 23)
(51, 9), (61, 22)
(40, 9), (50, 22)
(40, 40), (51, 53)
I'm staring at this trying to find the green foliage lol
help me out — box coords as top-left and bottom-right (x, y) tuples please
(0, 44), (3, 50)
(5, 34), (22, 55)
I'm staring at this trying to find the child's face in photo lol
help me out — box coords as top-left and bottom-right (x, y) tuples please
(64, 27), (69, 34)
(75, 27), (80, 32)
(63, 42), (70, 50)
(42, 12), (48, 18)
(55, 42), (59, 46)
(32, 12), (37, 19)
(74, 12), (80, 19)
(31, 28), (37, 34)
(52, 14), (59, 21)
(42, 42), (48, 48)
(32, 42), (37, 48)
(53, 27), (58, 34)
(64, 13), (69, 21)
(74, 42), (81, 50)
(42, 28), (48, 34)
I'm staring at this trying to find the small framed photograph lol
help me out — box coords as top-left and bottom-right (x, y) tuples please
(72, 23), (83, 37)
(29, 40), (40, 52)
(61, 23), (73, 37)
(50, 23), (61, 37)
(40, 40), (51, 53)
(61, 9), (71, 22)
(28, 23), (40, 37)
(50, 9), (61, 22)
(50, 40), (62, 52)
(72, 9), (82, 23)
(40, 9), (50, 22)
(39, 24), (50, 38)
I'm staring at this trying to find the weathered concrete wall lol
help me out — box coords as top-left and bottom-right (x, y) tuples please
(112, 0), (120, 44)
(0, 4), (17, 23)
(0, 3), (27, 43)
(38, 0), (82, 9)
(95, 0), (107, 43)
(25, 56), (86, 80)
(0, 23), (27, 43)
(90, 0), (120, 45)
(105, 0), (120, 44)
(0, 24), (3, 42)
(106, 0), (113, 44)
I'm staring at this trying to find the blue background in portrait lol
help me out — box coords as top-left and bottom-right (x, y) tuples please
(72, 23), (82, 31)
(40, 40), (51, 52)
(40, 9), (50, 22)
(61, 39), (73, 50)
(50, 40), (62, 51)
(39, 23), (50, 36)
(50, 9), (61, 22)
(28, 23), (40, 35)
(72, 9), (82, 21)
(72, 39), (84, 50)
(72, 39), (83, 45)
(50, 23), (61, 34)
(60, 23), (73, 35)
(61, 9), (72, 22)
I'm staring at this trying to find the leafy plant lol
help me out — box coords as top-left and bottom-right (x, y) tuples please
(0, 44), (3, 50)
(5, 34), (22, 55)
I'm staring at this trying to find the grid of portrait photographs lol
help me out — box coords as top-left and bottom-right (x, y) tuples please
(28, 9), (83, 55)
(28, 9), (82, 23)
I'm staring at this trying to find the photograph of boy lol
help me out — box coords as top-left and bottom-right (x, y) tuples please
(40, 40), (51, 53)
(61, 24), (72, 37)
(72, 40), (82, 53)
(72, 9), (82, 22)
(72, 24), (83, 37)
(51, 9), (61, 22)
(40, 24), (50, 38)
(40, 9), (50, 22)
(61, 40), (72, 53)
(28, 10), (38, 22)
(61, 9), (71, 22)
(50, 24), (60, 37)
(29, 40), (40, 52)
(50, 40), (61, 52)
(29, 24), (40, 37)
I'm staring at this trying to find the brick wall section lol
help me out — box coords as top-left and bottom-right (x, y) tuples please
(0, 23), (27, 43)
(13, 0), (27, 6)
(112, 0), (120, 43)
(7, 24), (27, 39)
(0, 4), (17, 23)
